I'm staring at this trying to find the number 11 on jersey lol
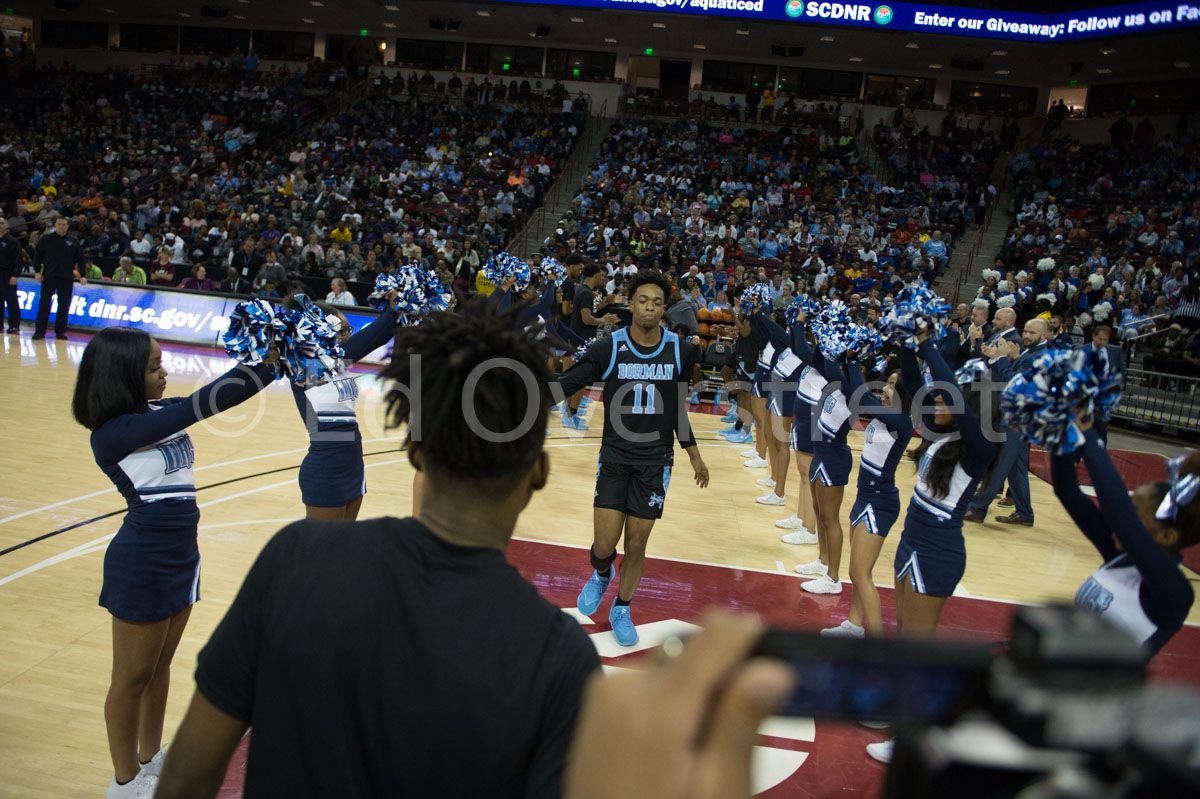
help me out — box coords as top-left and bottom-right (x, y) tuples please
(631, 383), (657, 414)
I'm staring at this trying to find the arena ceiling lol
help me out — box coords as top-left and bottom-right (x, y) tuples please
(39, 0), (1199, 87)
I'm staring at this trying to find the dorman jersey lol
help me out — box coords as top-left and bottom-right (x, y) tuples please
(559, 327), (698, 465)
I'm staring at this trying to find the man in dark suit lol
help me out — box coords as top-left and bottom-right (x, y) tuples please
(1081, 324), (1123, 444)
(964, 317), (1050, 527)
(218, 266), (253, 295)
(957, 302), (994, 366)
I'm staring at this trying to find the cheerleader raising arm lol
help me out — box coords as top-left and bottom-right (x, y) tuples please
(1049, 445), (1120, 562)
(917, 335), (994, 476)
(340, 307), (401, 363)
(84, 359), (277, 456)
(844, 357), (913, 438)
(1073, 427), (1195, 653)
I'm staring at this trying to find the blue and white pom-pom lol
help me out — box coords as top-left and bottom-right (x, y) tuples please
(539, 256), (567, 287)
(368, 267), (452, 324)
(223, 298), (287, 367)
(1037, 257), (1056, 272)
(996, 293), (1017, 309)
(278, 294), (346, 385)
(955, 357), (990, 385)
(740, 282), (774, 313)
(981, 268), (1002, 283)
(368, 272), (404, 312)
(784, 295), (822, 327)
(483, 252), (531, 293)
(883, 286), (951, 347)
(1155, 453), (1200, 522)
(1000, 348), (1123, 454)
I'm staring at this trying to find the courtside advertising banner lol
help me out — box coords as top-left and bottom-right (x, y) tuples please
(15, 279), (390, 361)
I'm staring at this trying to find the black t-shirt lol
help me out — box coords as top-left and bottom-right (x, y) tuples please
(570, 281), (597, 338)
(558, 277), (577, 326)
(559, 327), (698, 464)
(195, 517), (600, 799)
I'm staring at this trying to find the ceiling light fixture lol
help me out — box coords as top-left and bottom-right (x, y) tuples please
(994, 69), (1010, 75)
(736, 28), (749, 35)
(476, 9), (490, 16)
(384, 22), (395, 28)
(570, 16), (584, 22)
(178, 11), (191, 16)
(1096, 67), (1112, 73)
(653, 22), (666, 28)
(604, 37), (617, 43)
(905, 42), (918, 49)
(693, 44), (706, 49)
(928, 63), (942, 69)
(1100, 47), (1117, 55)
(385, 4), (399, 10)
(301, 17), (314, 23)
(991, 50), (1007, 56)
(1175, 60), (1192, 68)
(820, 35), (835, 41)
(233, 13), (246, 19)
(849, 56), (863, 62)
(309, 1), (323, 6)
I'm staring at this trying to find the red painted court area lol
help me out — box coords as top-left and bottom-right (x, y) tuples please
(216, 538), (1200, 799)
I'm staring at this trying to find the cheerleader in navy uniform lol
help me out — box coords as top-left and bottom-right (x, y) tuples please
(285, 296), (400, 520)
(789, 311), (854, 595)
(891, 324), (997, 631)
(72, 328), (276, 799)
(1052, 433), (1197, 656)
(822, 358), (913, 638)
(867, 324), (999, 764)
(748, 310), (818, 543)
(754, 326), (796, 506)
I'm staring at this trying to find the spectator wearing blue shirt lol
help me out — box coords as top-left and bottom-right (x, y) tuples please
(923, 230), (950, 273)
(759, 233), (780, 259)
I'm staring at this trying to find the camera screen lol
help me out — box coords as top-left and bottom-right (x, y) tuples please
(754, 631), (992, 726)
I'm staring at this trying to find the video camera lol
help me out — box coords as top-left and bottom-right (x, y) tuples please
(753, 605), (1200, 798)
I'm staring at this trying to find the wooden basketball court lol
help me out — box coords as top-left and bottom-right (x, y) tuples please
(1, 332), (1197, 797)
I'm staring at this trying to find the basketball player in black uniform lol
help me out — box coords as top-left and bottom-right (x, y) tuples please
(559, 270), (709, 646)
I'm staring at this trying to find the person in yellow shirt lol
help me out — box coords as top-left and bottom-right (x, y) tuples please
(762, 87), (776, 121)
(330, 224), (352, 244)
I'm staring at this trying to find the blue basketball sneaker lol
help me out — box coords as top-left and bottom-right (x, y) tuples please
(609, 603), (638, 646)
(577, 569), (614, 615)
(723, 428), (753, 444)
(721, 405), (738, 423)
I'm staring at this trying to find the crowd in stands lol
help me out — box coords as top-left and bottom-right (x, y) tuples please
(2, 62), (582, 305)
(529, 110), (999, 342)
(979, 131), (1200, 383)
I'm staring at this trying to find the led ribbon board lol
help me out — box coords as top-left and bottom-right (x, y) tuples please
(487, 0), (1200, 41)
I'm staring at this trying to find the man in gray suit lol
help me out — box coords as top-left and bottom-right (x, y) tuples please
(964, 317), (1050, 527)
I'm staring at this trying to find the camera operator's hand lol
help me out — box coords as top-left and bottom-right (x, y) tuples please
(565, 612), (793, 799)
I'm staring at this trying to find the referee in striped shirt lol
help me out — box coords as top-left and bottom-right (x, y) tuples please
(33, 217), (86, 340)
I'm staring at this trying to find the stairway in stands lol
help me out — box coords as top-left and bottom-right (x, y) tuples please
(937, 150), (1015, 304)
(506, 116), (616, 258)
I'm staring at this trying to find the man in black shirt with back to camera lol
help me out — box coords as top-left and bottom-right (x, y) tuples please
(157, 301), (600, 799)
